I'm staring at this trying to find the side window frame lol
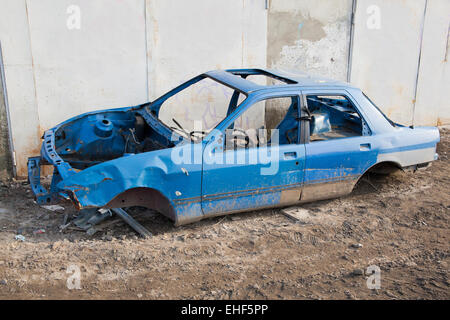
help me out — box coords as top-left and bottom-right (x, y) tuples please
(301, 90), (372, 144)
(218, 92), (303, 149)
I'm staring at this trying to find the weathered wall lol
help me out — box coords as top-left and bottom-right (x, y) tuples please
(0, 0), (41, 178)
(0, 0), (149, 177)
(0, 44), (12, 179)
(351, 0), (427, 125)
(26, 0), (149, 131)
(265, 0), (353, 124)
(0, 0), (267, 177)
(146, 0), (267, 128)
(413, 0), (450, 126)
(0, 0), (448, 178)
(267, 0), (353, 82)
(351, 0), (449, 126)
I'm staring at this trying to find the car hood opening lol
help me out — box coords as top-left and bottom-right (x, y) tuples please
(51, 107), (177, 170)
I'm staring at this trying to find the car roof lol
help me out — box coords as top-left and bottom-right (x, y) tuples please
(204, 68), (357, 94)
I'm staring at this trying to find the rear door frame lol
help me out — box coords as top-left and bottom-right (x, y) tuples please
(299, 89), (377, 202)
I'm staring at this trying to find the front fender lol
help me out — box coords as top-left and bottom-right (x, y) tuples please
(56, 151), (171, 210)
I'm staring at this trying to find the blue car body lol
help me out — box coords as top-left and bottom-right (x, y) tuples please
(28, 69), (440, 226)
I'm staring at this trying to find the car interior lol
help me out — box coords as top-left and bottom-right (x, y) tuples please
(306, 95), (364, 142)
(226, 96), (299, 150)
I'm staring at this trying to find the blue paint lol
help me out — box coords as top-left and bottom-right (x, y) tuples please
(27, 69), (440, 225)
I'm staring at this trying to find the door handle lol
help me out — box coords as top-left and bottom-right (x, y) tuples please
(360, 143), (371, 151)
(284, 151), (297, 159)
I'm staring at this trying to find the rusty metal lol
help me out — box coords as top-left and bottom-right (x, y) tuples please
(111, 208), (152, 238)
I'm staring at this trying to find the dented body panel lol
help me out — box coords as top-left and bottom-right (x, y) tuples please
(28, 69), (440, 225)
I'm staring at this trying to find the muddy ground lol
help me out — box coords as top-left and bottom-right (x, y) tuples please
(0, 129), (448, 300)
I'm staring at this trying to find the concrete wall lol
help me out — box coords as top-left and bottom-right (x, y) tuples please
(0, 0), (149, 176)
(26, 0), (149, 131)
(351, 0), (449, 126)
(267, 0), (353, 82)
(0, 0), (41, 177)
(351, 0), (427, 125)
(0, 43), (12, 179)
(265, 0), (353, 128)
(146, 0), (267, 130)
(0, 0), (448, 178)
(414, 0), (450, 126)
(0, 0), (267, 177)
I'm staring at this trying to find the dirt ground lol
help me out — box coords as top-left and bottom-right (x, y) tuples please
(0, 129), (448, 300)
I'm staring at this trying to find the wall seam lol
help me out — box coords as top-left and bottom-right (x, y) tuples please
(144, 0), (150, 101)
(412, 0), (428, 126)
(24, 0), (41, 139)
(444, 22), (450, 62)
(347, 0), (357, 83)
(0, 42), (16, 177)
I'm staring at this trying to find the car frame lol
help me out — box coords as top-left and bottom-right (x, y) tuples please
(28, 68), (440, 226)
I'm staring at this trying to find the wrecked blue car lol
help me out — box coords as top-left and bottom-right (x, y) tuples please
(28, 69), (440, 226)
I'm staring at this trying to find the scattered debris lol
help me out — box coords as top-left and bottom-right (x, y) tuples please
(62, 213), (69, 226)
(0, 128), (448, 299)
(33, 229), (46, 235)
(89, 219), (122, 235)
(0, 208), (9, 214)
(352, 269), (364, 276)
(385, 290), (398, 299)
(86, 227), (97, 236)
(111, 208), (152, 238)
(0, 279), (7, 285)
(14, 235), (25, 242)
(59, 222), (71, 231)
(281, 207), (310, 223)
(73, 208), (113, 231)
(67, 207), (152, 238)
(351, 243), (363, 249)
(344, 290), (356, 299)
(41, 205), (65, 212)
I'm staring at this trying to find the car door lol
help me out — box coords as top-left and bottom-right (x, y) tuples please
(201, 93), (306, 216)
(300, 89), (377, 202)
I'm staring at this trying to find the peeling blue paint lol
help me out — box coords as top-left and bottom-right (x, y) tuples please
(28, 69), (440, 225)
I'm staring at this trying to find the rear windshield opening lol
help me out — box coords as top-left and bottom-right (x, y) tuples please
(227, 69), (297, 86)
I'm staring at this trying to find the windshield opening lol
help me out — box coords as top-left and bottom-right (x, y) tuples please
(155, 76), (247, 141)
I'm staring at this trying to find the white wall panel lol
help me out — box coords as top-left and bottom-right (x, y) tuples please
(351, 0), (427, 125)
(414, 0), (450, 126)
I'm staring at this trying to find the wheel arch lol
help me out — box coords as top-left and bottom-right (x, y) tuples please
(104, 187), (177, 222)
(353, 160), (402, 191)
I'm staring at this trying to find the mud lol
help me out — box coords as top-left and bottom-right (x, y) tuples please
(0, 129), (448, 299)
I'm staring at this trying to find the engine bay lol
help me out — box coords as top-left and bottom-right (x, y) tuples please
(53, 109), (175, 169)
